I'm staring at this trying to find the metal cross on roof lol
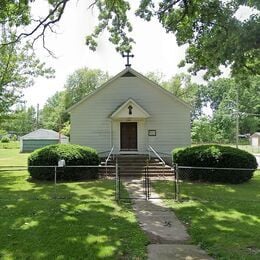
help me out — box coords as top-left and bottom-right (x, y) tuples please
(122, 51), (134, 67)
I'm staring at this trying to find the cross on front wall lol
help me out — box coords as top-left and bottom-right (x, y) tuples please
(122, 52), (134, 67)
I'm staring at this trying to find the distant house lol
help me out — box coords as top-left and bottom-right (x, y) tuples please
(250, 132), (260, 147)
(20, 129), (69, 152)
(67, 67), (191, 155)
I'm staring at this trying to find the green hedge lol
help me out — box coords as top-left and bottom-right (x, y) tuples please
(172, 145), (257, 184)
(28, 144), (100, 181)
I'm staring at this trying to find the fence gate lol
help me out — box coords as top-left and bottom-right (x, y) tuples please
(115, 164), (177, 200)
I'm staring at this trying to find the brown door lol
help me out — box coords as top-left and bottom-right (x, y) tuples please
(120, 122), (137, 150)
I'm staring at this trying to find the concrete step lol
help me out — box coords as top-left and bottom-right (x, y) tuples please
(99, 155), (173, 177)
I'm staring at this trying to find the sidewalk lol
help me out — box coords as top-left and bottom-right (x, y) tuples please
(123, 178), (213, 260)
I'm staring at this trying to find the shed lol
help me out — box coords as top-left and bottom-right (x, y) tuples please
(250, 132), (260, 147)
(20, 129), (69, 152)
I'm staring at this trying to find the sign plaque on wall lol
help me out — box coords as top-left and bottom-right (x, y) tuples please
(148, 130), (156, 136)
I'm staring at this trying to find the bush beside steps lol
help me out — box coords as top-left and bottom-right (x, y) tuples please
(172, 145), (257, 184)
(28, 144), (100, 181)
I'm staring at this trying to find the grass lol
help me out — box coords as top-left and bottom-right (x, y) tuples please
(0, 149), (29, 166)
(0, 141), (19, 149)
(153, 171), (260, 259)
(0, 149), (148, 259)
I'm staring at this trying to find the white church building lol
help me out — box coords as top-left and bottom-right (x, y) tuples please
(67, 67), (191, 155)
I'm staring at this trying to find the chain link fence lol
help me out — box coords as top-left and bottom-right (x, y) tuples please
(0, 165), (118, 202)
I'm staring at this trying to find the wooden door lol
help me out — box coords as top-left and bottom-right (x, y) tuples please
(120, 122), (137, 150)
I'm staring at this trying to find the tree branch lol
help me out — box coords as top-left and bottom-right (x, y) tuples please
(1, 0), (70, 47)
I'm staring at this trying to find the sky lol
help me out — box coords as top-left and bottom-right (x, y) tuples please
(23, 0), (189, 108)
(22, 1), (255, 109)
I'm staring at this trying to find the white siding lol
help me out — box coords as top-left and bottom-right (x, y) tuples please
(70, 76), (191, 154)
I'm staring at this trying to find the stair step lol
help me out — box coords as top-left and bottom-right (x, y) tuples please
(99, 155), (173, 177)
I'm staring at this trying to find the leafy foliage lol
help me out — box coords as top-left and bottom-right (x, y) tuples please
(162, 73), (203, 119)
(64, 68), (109, 109)
(28, 144), (100, 181)
(192, 76), (260, 143)
(172, 145), (257, 183)
(86, 0), (134, 52)
(40, 68), (108, 133)
(41, 91), (69, 132)
(88, 0), (260, 77)
(0, 106), (37, 135)
(1, 136), (10, 143)
(146, 72), (203, 120)
(1, 1), (258, 78)
(0, 27), (54, 120)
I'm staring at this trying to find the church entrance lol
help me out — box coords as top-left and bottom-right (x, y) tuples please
(120, 122), (137, 151)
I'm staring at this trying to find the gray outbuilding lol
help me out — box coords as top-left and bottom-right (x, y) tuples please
(250, 132), (260, 147)
(20, 129), (69, 152)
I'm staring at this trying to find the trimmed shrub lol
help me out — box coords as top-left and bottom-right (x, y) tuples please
(172, 145), (257, 184)
(1, 136), (10, 143)
(28, 144), (100, 181)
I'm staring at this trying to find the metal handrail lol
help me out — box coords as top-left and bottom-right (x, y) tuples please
(105, 145), (114, 166)
(148, 145), (165, 166)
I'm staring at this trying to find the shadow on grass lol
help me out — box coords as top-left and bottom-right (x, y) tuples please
(0, 170), (148, 259)
(153, 172), (260, 259)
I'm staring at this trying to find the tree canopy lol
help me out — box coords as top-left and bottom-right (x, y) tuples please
(40, 67), (109, 133)
(1, 0), (259, 79)
(0, 26), (54, 121)
(64, 68), (109, 109)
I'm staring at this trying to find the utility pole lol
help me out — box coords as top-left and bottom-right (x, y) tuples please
(36, 103), (39, 130)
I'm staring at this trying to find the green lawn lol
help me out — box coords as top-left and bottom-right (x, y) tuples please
(0, 149), (148, 259)
(153, 171), (260, 259)
(0, 141), (19, 150)
(0, 149), (29, 166)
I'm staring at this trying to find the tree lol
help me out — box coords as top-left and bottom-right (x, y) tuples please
(146, 72), (203, 120)
(64, 68), (109, 109)
(0, 27), (54, 120)
(163, 73), (203, 119)
(0, 106), (37, 135)
(41, 67), (109, 132)
(41, 91), (69, 132)
(196, 76), (260, 142)
(1, 1), (258, 78)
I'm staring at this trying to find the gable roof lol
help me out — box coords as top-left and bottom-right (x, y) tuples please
(67, 67), (192, 112)
(21, 129), (68, 140)
(251, 132), (260, 137)
(110, 98), (150, 119)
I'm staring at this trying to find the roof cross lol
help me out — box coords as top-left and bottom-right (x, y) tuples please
(122, 51), (134, 67)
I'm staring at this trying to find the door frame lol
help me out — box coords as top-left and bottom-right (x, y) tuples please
(120, 122), (138, 151)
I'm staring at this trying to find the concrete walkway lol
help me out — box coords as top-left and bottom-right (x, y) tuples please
(123, 178), (213, 260)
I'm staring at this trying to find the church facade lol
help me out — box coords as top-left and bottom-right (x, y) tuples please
(67, 67), (191, 155)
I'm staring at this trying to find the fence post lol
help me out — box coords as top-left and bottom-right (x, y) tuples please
(175, 164), (179, 202)
(173, 163), (176, 200)
(115, 163), (119, 201)
(54, 166), (57, 199)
